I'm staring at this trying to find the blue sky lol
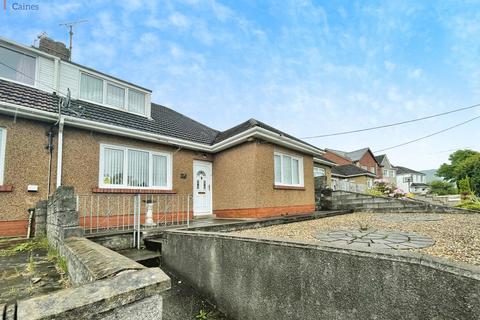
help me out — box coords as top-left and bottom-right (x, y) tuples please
(2, 0), (480, 170)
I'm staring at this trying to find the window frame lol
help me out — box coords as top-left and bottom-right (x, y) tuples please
(98, 143), (172, 190)
(274, 151), (304, 187)
(78, 70), (148, 116)
(0, 45), (38, 88)
(313, 166), (326, 177)
(0, 127), (6, 185)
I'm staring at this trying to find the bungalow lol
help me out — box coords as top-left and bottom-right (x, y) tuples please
(0, 36), (329, 236)
(331, 164), (376, 192)
(324, 147), (381, 178)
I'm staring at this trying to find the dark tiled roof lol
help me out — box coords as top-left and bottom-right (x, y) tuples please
(0, 79), (219, 145)
(214, 118), (321, 152)
(375, 154), (386, 164)
(394, 166), (425, 175)
(411, 183), (428, 187)
(0, 80), (320, 151)
(327, 147), (372, 162)
(332, 164), (376, 177)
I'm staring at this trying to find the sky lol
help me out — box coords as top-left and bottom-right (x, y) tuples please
(1, 0), (480, 170)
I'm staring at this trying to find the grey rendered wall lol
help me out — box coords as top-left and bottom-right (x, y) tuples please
(162, 231), (480, 320)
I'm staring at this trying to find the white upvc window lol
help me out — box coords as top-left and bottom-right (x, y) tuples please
(0, 46), (36, 86)
(128, 89), (146, 114)
(313, 166), (326, 177)
(106, 83), (125, 108)
(80, 73), (103, 103)
(99, 144), (172, 190)
(274, 152), (304, 187)
(0, 128), (6, 185)
(79, 72), (147, 115)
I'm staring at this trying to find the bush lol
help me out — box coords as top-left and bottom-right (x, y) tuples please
(369, 180), (406, 198)
(455, 193), (480, 211)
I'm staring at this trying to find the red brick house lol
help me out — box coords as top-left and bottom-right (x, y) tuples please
(324, 148), (381, 178)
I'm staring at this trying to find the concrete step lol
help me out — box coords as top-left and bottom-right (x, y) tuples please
(117, 248), (161, 267)
(144, 238), (164, 252)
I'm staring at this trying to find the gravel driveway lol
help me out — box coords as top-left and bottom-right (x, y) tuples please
(232, 212), (480, 266)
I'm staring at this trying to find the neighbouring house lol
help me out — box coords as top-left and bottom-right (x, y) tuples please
(324, 148), (381, 178)
(331, 164), (376, 192)
(374, 154), (397, 185)
(0, 36), (330, 236)
(313, 156), (336, 189)
(394, 166), (428, 194)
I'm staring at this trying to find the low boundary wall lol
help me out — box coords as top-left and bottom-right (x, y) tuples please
(2, 187), (172, 320)
(162, 230), (480, 320)
(330, 190), (479, 214)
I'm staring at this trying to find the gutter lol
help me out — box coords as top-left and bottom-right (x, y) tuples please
(0, 102), (324, 156)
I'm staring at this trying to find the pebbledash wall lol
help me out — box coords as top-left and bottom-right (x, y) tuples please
(0, 115), (57, 236)
(213, 140), (315, 218)
(162, 230), (480, 320)
(0, 115), (317, 236)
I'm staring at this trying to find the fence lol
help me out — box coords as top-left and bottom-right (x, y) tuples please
(76, 193), (193, 235)
(332, 180), (367, 193)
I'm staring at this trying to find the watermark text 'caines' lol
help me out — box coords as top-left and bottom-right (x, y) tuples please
(4, 0), (40, 11)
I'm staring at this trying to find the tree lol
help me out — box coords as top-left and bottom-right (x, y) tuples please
(437, 149), (478, 182)
(437, 149), (480, 196)
(428, 180), (457, 195)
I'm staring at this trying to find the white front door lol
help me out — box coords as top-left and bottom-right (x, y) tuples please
(193, 161), (212, 216)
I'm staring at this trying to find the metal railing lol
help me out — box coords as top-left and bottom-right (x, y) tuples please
(76, 193), (192, 236)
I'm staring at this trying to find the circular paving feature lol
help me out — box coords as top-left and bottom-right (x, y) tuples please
(314, 229), (435, 250)
(377, 214), (444, 222)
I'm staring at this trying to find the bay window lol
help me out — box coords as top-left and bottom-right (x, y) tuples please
(100, 144), (172, 189)
(0, 46), (36, 86)
(0, 128), (6, 185)
(274, 152), (304, 187)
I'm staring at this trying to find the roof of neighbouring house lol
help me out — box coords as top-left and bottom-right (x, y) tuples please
(331, 164), (376, 177)
(327, 147), (375, 162)
(0, 79), (321, 153)
(374, 154), (386, 164)
(394, 166), (425, 175)
(411, 183), (429, 187)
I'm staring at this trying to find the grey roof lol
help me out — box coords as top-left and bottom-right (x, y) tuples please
(327, 147), (372, 162)
(394, 166), (425, 175)
(375, 154), (386, 164)
(411, 183), (429, 187)
(331, 164), (376, 177)
(0, 79), (319, 151)
(214, 118), (321, 151)
(0, 79), (218, 144)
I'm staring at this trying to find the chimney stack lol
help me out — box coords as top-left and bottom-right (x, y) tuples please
(38, 37), (70, 60)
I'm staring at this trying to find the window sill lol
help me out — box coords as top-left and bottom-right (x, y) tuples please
(274, 185), (305, 191)
(0, 185), (14, 192)
(92, 187), (176, 194)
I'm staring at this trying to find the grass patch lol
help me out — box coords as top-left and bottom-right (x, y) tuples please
(0, 237), (48, 257)
(47, 246), (70, 287)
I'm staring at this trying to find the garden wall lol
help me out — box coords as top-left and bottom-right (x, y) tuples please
(2, 186), (172, 320)
(329, 190), (478, 214)
(162, 230), (480, 320)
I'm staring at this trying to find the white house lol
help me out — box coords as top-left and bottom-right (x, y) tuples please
(394, 166), (428, 194)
